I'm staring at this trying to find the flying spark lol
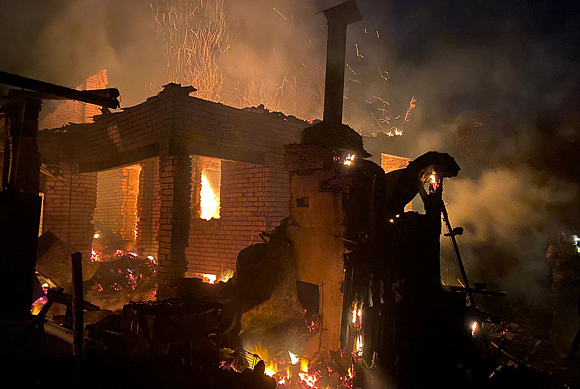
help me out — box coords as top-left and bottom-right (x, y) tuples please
(346, 63), (356, 75)
(273, 7), (287, 21)
(355, 43), (364, 58)
(378, 67), (388, 83)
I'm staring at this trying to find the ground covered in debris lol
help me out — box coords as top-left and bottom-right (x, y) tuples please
(484, 320), (579, 389)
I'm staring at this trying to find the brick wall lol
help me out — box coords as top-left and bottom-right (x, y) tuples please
(41, 155), (97, 259)
(93, 164), (141, 242)
(136, 157), (160, 257)
(39, 70), (108, 258)
(93, 169), (124, 233)
(187, 160), (266, 274)
(156, 151), (191, 294)
(50, 85), (306, 290)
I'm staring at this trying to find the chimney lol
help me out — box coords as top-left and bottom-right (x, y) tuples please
(322, 1), (362, 124)
(300, 0), (369, 158)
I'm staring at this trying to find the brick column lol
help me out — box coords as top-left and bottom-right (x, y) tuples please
(136, 158), (158, 256)
(190, 156), (203, 219)
(156, 152), (191, 297)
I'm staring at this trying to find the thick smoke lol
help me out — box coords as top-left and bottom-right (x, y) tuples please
(442, 169), (577, 299)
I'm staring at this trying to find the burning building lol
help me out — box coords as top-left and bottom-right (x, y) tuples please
(33, 75), (307, 298)
(4, 1), (569, 388)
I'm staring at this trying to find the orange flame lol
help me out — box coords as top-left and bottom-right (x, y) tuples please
(200, 171), (220, 220)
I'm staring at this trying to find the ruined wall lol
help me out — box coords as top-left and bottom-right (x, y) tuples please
(172, 95), (302, 275)
(187, 160), (264, 274)
(38, 71), (107, 257)
(93, 169), (124, 233)
(93, 164), (141, 242)
(136, 157), (160, 257)
(41, 155), (97, 259)
(52, 85), (304, 289)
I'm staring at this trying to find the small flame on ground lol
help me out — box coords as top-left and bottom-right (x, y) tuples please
(288, 351), (300, 364)
(471, 321), (479, 337)
(203, 273), (217, 284)
(239, 343), (357, 388)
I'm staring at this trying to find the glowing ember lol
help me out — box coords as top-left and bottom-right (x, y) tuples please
(90, 247), (103, 262)
(237, 343), (357, 388)
(93, 231), (100, 239)
(200, 171), (220, 220)
(298, 370), (318, 387)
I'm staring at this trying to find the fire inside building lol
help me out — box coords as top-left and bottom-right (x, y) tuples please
(0, 1), (578, 388)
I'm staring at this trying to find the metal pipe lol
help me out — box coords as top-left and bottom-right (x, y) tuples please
(441, 202), (476, 308)
(321, 1), (362, 124)
(322, 21), (347, 123)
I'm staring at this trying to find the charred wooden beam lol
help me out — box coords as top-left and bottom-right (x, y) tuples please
(0, 71), (119, 109)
